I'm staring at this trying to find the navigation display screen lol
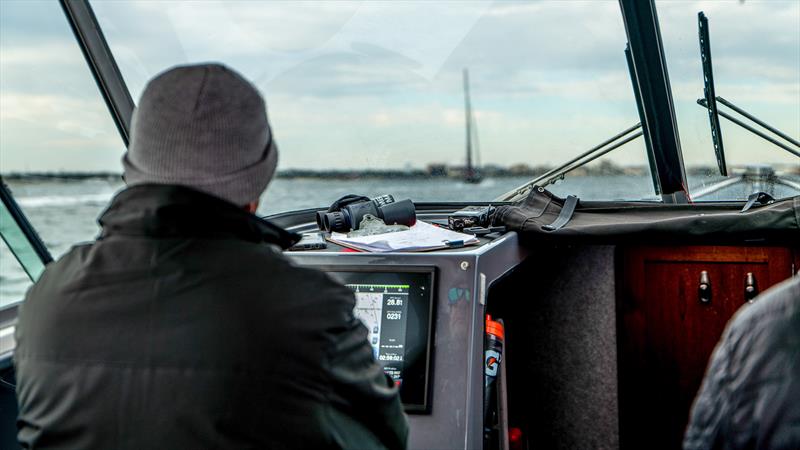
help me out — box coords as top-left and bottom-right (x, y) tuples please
(326, 268), (435, 412)
(351, 283), (408, 381)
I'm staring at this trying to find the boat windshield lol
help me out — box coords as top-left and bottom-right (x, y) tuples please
(2, 1), (797, 223)
(89, 1), (663, 213)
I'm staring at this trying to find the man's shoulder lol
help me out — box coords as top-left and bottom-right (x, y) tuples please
(209, 240), (356, 308)
(233, 242), (342, 284)
(33, 236), (344, 287)
(25, 243), (94, 295)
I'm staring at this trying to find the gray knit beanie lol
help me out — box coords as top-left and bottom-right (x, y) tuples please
(123, 63), (277, 206)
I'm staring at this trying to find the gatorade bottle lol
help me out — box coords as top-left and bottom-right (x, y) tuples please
(484, 315), (505, 449)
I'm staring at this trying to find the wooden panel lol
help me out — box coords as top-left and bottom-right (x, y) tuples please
(617, 246), (795, 450)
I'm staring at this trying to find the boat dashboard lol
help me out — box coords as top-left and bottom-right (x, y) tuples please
(281, 210), (527, 449)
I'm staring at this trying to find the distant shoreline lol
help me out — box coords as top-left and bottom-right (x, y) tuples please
(0, 161), (645, 181)
(1, 164), (795, 182)
(0, 170), (631, 181)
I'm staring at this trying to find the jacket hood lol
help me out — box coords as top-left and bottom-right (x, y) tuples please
(99, 184), (300, 248)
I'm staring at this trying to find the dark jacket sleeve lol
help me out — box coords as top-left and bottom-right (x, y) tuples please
(322, 284), (409, 450)
(684, 276), (800, 450)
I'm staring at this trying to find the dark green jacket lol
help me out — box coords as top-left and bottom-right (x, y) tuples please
(15, 184), (408, 449)
(684, 276), (800, 450)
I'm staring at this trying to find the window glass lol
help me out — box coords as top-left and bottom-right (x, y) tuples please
(658, 1), (800, 201)
(0, 240), (33, 308)
(0, 184), (39, 307)
(0, 1), (126, 261)
(0, 190), (45, 281)
(92, 0), (659, 210)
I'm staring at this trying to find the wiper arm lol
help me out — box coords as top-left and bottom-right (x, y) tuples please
(696, 98), (800, 159)
(715, 97), (799, 148)
(496, 123), (643, 202)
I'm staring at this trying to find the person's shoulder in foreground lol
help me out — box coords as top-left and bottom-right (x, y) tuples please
(684, 275), (800, 450)
(14, 63), (407, 450)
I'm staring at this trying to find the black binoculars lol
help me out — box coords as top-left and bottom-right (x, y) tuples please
(317, 194), (416, 233)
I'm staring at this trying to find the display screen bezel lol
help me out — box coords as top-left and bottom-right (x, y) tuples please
(315, 265), (436, 413)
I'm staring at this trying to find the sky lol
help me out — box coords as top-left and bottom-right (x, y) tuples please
(0, 0), (798, 173)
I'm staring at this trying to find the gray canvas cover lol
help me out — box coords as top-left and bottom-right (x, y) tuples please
(494, 187), (800, 243)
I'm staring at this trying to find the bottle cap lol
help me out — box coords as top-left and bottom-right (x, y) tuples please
(486, 314), (504, 340)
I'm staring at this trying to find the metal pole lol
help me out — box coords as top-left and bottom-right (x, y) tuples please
(463, 69), (473, 177)
(539, 132), (644, 187)
(698, 100), (800, 158)
(691, 176), (744, 199)
(716, 96), (800, 148)
(528, 124), (642, 187)
(775, 178), (800, 192)
(495, 124), (642, 201)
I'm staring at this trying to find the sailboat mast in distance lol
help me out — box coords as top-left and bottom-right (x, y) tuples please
(462, 68), (482, 183)
(464, 68), (473, 178)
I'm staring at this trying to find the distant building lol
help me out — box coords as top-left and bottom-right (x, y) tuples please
(427, 164), (447, 177)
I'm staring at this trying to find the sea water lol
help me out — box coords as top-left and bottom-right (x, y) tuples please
(1, 174), (796, 306)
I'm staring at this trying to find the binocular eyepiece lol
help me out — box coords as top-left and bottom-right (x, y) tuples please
(317, 194), (417, 233)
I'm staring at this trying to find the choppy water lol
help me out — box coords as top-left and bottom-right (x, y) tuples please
(2, 174), (797, 306)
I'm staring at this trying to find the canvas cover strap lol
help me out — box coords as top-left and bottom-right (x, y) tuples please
(542, 195), (579, 231)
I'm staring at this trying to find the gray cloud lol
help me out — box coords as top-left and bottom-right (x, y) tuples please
(1, 0), (798, 173)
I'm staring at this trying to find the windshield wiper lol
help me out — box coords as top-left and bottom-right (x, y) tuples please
(693, 12), (800, 200)
(698, 11), (728, 176)
(697, 12), (800, 163)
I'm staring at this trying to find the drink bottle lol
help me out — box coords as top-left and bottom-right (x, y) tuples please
(484, 315), (504, 448)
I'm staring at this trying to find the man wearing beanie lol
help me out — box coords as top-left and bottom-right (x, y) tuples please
(14, 64), (408, 449)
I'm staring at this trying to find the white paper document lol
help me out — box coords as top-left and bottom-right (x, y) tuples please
(328, 220), (479, 252)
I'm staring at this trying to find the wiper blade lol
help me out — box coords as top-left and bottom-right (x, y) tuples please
(496, 123), (643, 202)
(698, 11), (728, 176)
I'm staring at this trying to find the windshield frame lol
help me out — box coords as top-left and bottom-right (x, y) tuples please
(60, 0), (134, 146)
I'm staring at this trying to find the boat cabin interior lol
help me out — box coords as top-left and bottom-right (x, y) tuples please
(0, 1), (798, 449)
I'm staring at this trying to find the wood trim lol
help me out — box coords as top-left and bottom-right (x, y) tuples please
(617, 244), (797, 450)
(628, 245), (782, 263)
